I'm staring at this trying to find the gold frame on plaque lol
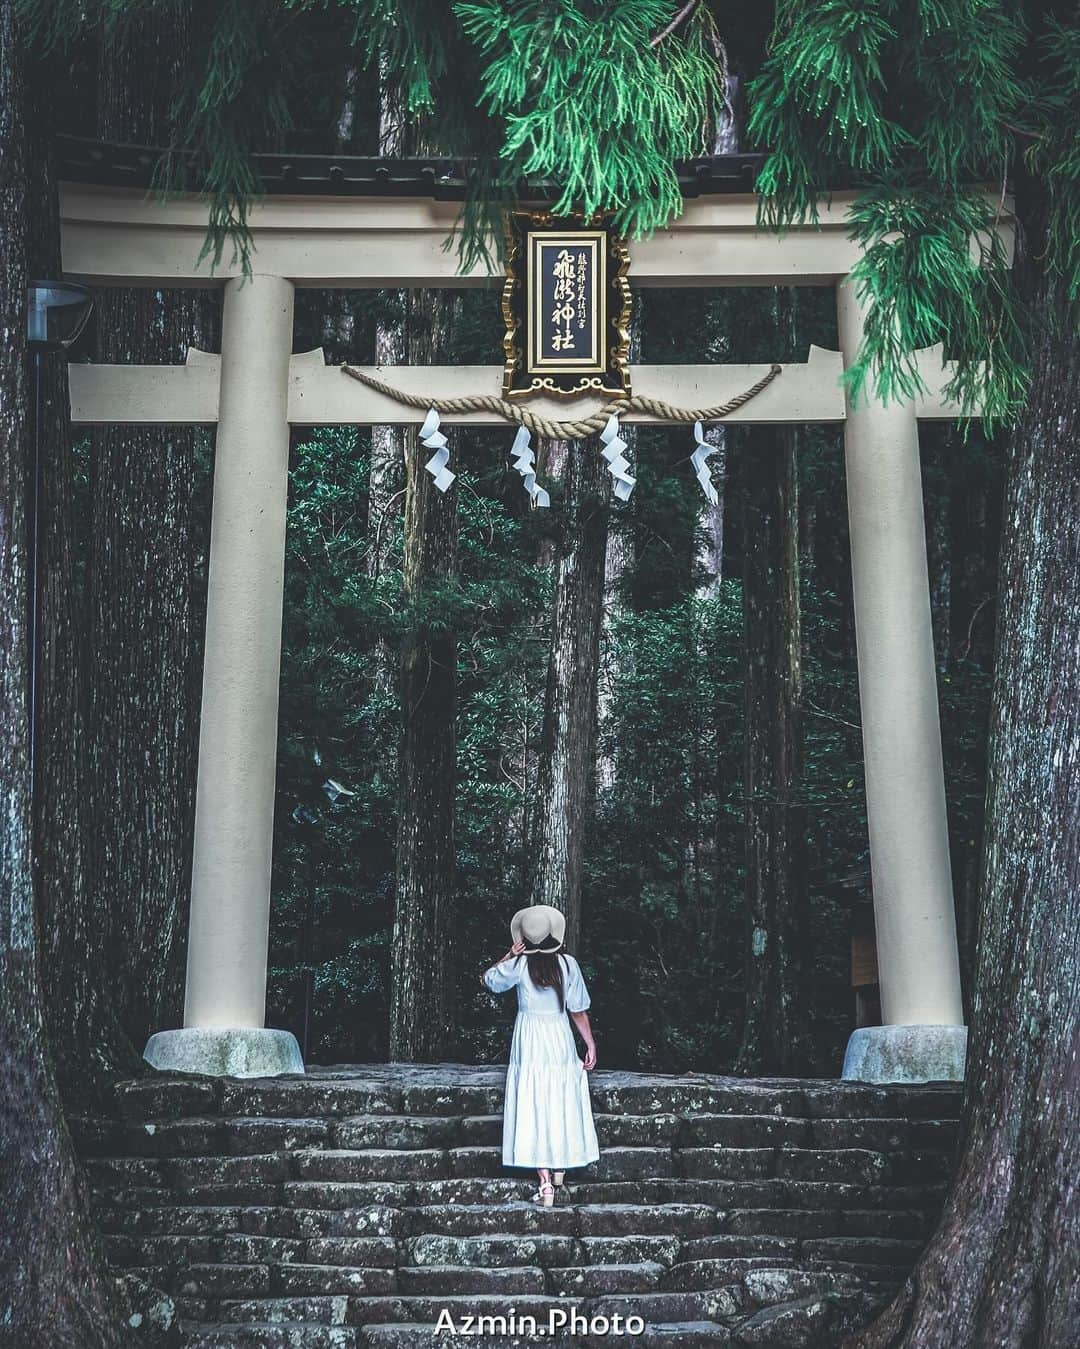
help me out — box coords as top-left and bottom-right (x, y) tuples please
(502, 210), (632, 401)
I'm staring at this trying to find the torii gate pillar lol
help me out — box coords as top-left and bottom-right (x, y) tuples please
(144, 274), (304, 1078)
(837, 279), (966, 1083)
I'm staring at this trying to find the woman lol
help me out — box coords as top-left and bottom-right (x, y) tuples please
(483, 904), (599, 1206)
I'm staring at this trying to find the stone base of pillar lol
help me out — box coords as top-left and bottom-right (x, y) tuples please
(842, 1024), (967, 1084)
(144, 1028), (304, 1078)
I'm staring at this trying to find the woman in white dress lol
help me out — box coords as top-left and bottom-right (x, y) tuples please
(483, 904), (599, 1206)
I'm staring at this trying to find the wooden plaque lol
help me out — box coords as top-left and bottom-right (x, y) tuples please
(502, 211), (631, 400)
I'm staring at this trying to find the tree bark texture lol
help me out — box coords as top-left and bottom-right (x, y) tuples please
(734, 427), (807, 1075)
(24, 55), (140, 1095)
(846, 185), (1079, 1349)
(89, 6), (216, 1049)
(389, 291), (458, 1061)
(531, 441), (611, 953)
(0, 15), (124, 1342)
(366, 73), (410, 705)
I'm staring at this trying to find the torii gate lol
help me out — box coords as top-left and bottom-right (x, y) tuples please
(60, 156), (1012, 1084)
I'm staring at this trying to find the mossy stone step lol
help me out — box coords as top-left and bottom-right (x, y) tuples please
(83, 1066), (962, 1349)
(547, 1260), (667, 1296)
(401, 1232), (579, 1267)
(394, 1263), (546, 1295)
(179, 1326), (357, 1349)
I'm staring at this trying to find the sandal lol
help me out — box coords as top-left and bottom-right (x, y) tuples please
(534, 1181), (555, 1207)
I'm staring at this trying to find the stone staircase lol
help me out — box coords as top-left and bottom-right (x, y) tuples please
(75, 1065), (960, 1347)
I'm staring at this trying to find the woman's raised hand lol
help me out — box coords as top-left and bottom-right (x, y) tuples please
(510, 940), (526, 957)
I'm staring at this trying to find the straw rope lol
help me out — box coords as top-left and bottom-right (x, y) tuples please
(340, 363), (783, 439)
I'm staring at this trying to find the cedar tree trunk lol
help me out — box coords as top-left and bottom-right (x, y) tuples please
(734, 426), (807, 1075)
(88, 7), (215, 1048)
(28, 54), (141, 1094)
(389, 292), (458, 1060)
(531, 440), (611, 953)
(0, 13), (124, 1341)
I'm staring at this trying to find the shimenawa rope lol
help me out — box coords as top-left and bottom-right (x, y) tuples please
(340, 363), (783, 441)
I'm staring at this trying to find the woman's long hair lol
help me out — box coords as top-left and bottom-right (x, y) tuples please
(524, 940), (566, 1011)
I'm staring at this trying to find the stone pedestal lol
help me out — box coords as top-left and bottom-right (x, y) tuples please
(842, 1024), (967, 1083)
(144, 1028), (303, 1078)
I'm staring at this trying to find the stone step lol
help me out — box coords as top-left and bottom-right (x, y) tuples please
(575, 1204), (717, 1237)
(393, 1202), (579, 1237)
(401, 1233), (579, 1267)
(801, 1236), (925, 1265)
(592, 1291), (744, 1325)
(278, 1239), (397, 1269)
(74, 1109), (960, 1162)
(216, 1294), (584, 1327)
(740, 1266), (889, 1309)
(679, 1236), (799, 1262)
(273, 1268), (397, 1299)
(662, 1259), (799, 1293)
(357, 1327), (560, 1349)
(357, 1328), (549, 1349)
(578, 1235), (683, 1267)
(395, 1264), (546, 1295)
(547, 1261), (666, 1297)
(176, 1265), (272, 1299)
(94, 1195), (938, 1254)
(600, 1324), (732, 1348)
(178, 1325), (357, 1348)
(81, 1067), (960, 1349)
(240, 1207), (408, 1240)
(722, 1206), (929, 1238)
(106, 1070), (961, 1126)
(359, 1319), (734, 1348)
(92, 1174), (946, 1217)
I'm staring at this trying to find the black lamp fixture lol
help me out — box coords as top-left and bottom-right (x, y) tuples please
(25, 279), (94, 798)
(27, 279), (94, 351)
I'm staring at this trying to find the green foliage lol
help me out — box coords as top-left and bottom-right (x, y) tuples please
(454, 0), (721, 242)
(844, 178), (1027, 421)
(748, 0), (1076, 422)
(1028, 18), (1080, 302)
(22, 0), (725, 270)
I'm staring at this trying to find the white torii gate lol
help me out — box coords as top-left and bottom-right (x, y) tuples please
(62, 180), (1011, 1082)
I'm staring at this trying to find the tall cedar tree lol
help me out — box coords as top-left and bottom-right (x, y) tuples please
(88, 4), (214, 1055)
(531, 441), (611, 953)
(0, 9), (127, 1342)
(734, 423), (806, 1074)
(30, 41), (144, 1096)
(390, 290), (459, 1060)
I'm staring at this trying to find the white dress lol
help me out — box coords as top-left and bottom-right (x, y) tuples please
(484, 954), (600, 1169)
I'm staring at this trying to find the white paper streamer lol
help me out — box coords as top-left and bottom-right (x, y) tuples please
(509, 426), (550, 508)
(419, 406), (455, 492)
(599, 413), (636, 502)
(691, 420), (721, 505)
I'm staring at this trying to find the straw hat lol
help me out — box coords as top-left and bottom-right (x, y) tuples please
(510, 904), (566, 953)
